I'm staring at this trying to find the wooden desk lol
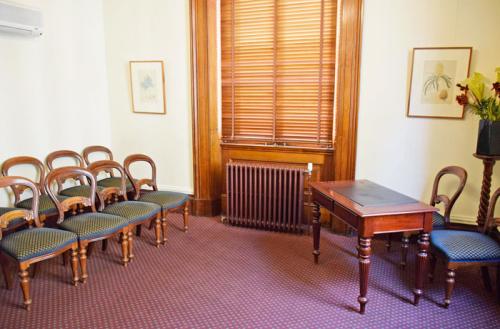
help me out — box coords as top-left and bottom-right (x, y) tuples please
(310, 180), (436, 314)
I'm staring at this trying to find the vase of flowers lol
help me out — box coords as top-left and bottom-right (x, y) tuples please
(456, 68), (500, 156)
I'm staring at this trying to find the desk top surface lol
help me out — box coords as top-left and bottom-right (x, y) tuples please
(310, 180), (436, 217)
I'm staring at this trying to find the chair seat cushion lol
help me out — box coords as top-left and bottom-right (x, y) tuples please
(0, 207), (28, 229)
(138, 191), (188, 210)
(97, 177), (134, 191)
(103, 201), (160, 224)
(432, 212), (446, 230)
(0, 228), (77, 261)
(431, 230), (500, 262)
(17, 194), (67, 216)
(60, 185), (103, 198)
(59, 212), (128, 240)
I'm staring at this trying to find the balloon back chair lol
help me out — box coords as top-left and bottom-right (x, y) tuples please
(124, 154), (190, 235)
(45, 167), (130, 282)
(0, 176), (79, 310)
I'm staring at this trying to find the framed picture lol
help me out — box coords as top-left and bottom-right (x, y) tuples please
(129, 60), (166, 114)
(407, 47), (472, 119)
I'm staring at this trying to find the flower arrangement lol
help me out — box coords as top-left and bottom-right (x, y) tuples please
(455, 68), (500, 121)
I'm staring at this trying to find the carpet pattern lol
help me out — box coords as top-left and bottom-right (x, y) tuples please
(0, 215), (499, 328)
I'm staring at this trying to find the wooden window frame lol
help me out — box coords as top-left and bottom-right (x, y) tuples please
(190, 0), (362, 216)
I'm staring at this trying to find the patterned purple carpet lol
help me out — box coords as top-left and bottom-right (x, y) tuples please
(0, 215), (499, 328)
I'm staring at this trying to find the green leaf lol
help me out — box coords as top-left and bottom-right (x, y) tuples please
(496, 67), (500, 82)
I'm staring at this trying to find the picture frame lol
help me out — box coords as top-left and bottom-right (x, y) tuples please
(129, 60), (166, 114)
(407, 47), (472, 119)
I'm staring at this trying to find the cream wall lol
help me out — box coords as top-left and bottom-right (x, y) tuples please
(102, 0), (193, 194)
(0, 0), (111, 203)
(356, 0), (500, 224)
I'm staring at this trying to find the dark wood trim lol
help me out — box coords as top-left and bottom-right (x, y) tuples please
(333, 0), (363, 180)
(190, 0), (221, 216)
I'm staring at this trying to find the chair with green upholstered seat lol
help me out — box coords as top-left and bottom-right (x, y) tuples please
(45, 150), (97, 198)
(0, 176), (79, 310)
(82, 145), (134, 192)
(45, 166), (131, 282)
(124, 154), (190, 237)
(87, 160), (162, 259)
(1, 156), (66, 229)
(429, 187), (500, 308)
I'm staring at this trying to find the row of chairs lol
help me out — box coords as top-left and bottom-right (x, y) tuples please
(387, 166), (500, 307)
(0, 146), (189, 310)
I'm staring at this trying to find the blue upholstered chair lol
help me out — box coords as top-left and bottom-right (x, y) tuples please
(87, 160), (162, 257)
(82, 145), (133, 192)
(0, 176), (79, 310)
(429, 187), (500, 308)
(45, 166), (131, 282)
(392, 166), (468, 267)
(124, 154), (190, 237)
(1, 156), (66, 229)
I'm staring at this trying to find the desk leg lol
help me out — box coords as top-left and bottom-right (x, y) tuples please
(312, 202), (321, 264)
(413, 232), (430, 305)
(358, 237), (371, 314)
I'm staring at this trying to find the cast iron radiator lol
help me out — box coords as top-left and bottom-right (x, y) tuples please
(226, 161), (308, 233)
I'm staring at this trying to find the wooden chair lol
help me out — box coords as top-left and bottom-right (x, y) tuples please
(429, 187), (500, 307)
(389, 166), (468, 267)
(1, 156), (66, 228)
(82, 145), (133, 192)
(87, 160), (162, 256)
(0, 176), (79, 310)
(124, 154), (190, 235)
(45, 166), (131, 282)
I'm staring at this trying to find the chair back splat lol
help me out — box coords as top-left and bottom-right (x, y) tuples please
(87, 160), (128, 208)
(45, 150), (86, 192)
(430, 166), (468, 223)
(124, 154), (158, 200)
(0, 177), (40, 237)
(82, 145), (114, 165)
(1, 156), (46, 204)
(44, 167), (97, 223)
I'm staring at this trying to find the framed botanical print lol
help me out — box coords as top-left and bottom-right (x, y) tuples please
(407, 47), (472, 119)
(129, 60), (166, 114)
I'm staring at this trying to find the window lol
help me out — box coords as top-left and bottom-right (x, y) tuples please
(221, 0), (336, 149)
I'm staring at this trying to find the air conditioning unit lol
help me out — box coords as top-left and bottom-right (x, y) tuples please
(0, 1), (43, 36)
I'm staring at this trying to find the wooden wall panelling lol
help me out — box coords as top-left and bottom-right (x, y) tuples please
(334, 0), (363, 181)
(190, 0), (221, 216)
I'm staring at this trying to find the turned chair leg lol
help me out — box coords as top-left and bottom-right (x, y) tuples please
(161, 210), (168, 244)
(386, 234), (392, 251)
(29, 263), (38, 278)
(497, 264), (500, 304)
(400, 234), (410, 268)
(429, 253), (437, 283)
(444, 267), (456, 308)
(101, 239), (108, 252)
(70, 246), (79, 286)
(0, 254), (13, 289)
(79, 242), (88, 283)
(19, 264), (31, 310)
(183, 201), (189, 232)
(154, 215), (161, 247)
(128, 231), (134, 261)
(480, 266), (492, 292)
(121, 232), (129, 266)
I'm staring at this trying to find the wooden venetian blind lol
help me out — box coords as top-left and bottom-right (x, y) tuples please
(221, 0), (336, 148)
